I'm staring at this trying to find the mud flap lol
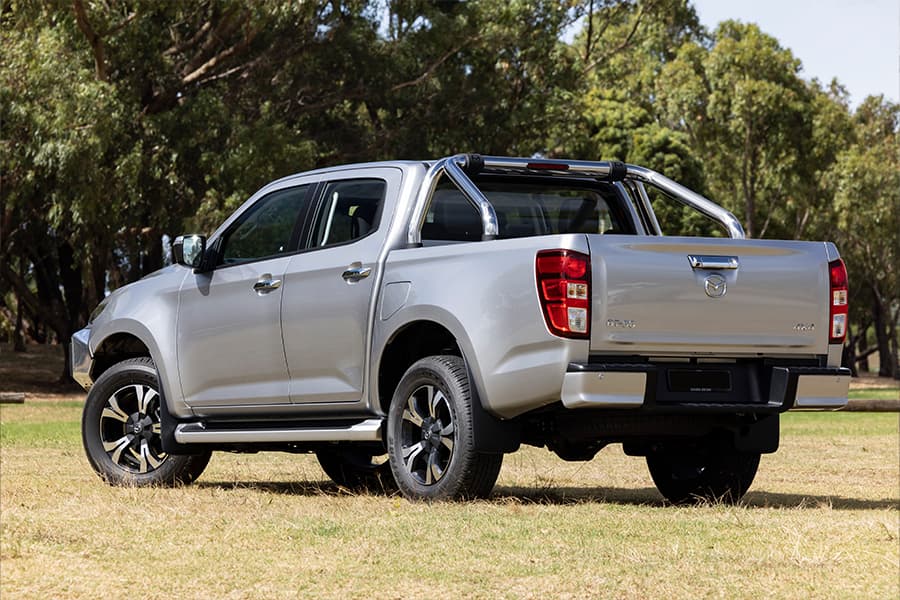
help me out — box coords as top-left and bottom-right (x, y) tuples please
(733, 414), (779, 454)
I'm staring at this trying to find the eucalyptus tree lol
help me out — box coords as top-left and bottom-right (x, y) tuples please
(828, 96), (900, 378)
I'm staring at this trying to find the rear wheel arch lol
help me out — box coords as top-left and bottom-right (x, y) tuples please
(377, 320), (462, 416)
(377, 320), (520, 454)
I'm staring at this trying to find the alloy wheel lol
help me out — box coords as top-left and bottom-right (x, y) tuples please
(98, 383), (168, 473)
(399, 384), (456, 485)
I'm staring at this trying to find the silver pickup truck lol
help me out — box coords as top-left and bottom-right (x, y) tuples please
(72, 154), (850, 503)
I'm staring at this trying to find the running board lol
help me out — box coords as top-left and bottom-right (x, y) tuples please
(173, 418), (383, 444)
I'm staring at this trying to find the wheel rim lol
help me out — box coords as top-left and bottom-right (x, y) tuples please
(399, 384), (455, 486)
(99, 383), (168, 474)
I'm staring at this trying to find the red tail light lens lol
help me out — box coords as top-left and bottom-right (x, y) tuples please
(828, 258), (848, 344)
(536, 250), (590, 339)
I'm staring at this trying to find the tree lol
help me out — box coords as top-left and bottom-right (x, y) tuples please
(657, 21), (814, 239)
(828, 96), (900, 378)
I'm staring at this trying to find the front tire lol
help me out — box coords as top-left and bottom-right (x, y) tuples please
(646, 448), (760, 504)
(82, 357), (211, 486)
(387, 355), (502, 501)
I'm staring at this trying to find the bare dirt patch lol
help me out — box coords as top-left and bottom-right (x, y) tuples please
(0, 343), (81, 395)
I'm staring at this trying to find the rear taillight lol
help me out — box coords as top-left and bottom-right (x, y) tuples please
(828, 258), (848, 344)
(536, 250), (590, 339)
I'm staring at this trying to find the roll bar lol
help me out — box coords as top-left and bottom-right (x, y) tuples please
(406, 154), (745, 245)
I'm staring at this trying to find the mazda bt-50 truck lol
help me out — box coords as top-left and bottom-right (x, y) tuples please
(72, 154), (850, 503)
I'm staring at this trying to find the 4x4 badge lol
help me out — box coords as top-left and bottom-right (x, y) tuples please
(704, 274), (727, 298)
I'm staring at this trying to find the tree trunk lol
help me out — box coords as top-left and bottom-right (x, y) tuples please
(141, 229), (163, 277)
(857, 324), (870, 373)
(13, 292), (26, 352)
(872, 295), (892, 378)
(890, 307), (900, 380)
(59, 340), (73, 384)
(842, 342), (857, 376)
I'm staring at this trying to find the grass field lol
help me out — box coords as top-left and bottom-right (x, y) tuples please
(1, 390), (898, 599)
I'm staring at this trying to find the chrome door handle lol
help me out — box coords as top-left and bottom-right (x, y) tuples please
(342, 265), (372, 282)
(688, 255), (739, 270)
(253, 274), (282, 293)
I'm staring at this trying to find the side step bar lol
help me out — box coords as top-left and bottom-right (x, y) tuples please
(174, 418), (383, 444)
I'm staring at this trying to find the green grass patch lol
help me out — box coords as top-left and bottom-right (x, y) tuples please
(849, 388), (899, 401)
(0, 420), (80, 447)
(781, 411), (898, 436)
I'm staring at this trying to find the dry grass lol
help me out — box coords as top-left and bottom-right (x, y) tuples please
(2, 344), (898, 597)
(1, 391), (897, 599)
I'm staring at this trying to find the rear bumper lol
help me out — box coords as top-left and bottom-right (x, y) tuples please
(561, 362), (850, 413)
(71, 328), (93, 391)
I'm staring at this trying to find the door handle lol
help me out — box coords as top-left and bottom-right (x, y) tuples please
(342, 264), (372, 283)
(253, 274), (282, 293)
(687, 255), (739, 270)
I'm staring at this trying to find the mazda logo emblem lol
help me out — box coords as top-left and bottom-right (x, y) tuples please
(704, 274), (727, 298)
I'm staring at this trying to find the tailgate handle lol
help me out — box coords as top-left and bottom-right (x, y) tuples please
(688, 255), (739, 270)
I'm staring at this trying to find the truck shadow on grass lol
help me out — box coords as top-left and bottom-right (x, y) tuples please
(494, 487), (899, 510)
(195, 480), (897, 510)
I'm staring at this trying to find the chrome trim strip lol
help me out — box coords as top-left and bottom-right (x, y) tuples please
(406, 155), (499, 245)
(632, 181), (663, 236)
(561, 371), (646, 408)
(173, 418), (384, 444)
(688, 255), (740, 270)
(624, 165), (745, 239)
(445, 157), (500, 239)
(792, 374), (850, 410)
(615, 182), (648, 235)
(480, 156), (619, 176)
(407, 159), (448, 245)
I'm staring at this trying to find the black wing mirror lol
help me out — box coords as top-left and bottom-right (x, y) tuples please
(173, 235), (207, 270)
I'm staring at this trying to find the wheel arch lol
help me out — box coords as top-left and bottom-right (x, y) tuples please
(88, 318), (187, 419)
(90, 332), (152, 381)
(376, 319), (462, 417)
(375, 316), (520, 453)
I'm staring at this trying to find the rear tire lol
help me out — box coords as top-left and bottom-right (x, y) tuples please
(316, 446), (396, 492)
(387, 355), (502, 501)
(82, 357), (211, 486)
(646, 448), (760, 504)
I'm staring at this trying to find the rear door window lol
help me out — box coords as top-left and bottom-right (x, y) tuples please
(309, 179), (386, 248)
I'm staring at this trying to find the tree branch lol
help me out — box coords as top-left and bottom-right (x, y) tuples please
(390, 41), (471, 93)
(581, 2), (647, 75)
(72, 0), (108, 81)
(181, 28), (258, 86)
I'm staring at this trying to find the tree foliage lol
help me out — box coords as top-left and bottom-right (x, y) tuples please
(1, 0), (897, 379)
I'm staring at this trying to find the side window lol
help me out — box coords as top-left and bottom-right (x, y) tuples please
(310, 179), (386, 248)
(219, 185), (310, 265)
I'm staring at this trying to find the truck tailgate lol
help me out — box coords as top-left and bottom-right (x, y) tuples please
(588, 236), (831, 356)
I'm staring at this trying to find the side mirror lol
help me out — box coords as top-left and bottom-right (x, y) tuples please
(173, 235), (207, 269)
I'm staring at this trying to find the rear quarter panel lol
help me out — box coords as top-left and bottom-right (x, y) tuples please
(374, 235), (590, 419)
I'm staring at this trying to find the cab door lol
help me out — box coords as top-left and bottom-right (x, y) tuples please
(280, 168), (401, 405)
(177, 183), (312, 409)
